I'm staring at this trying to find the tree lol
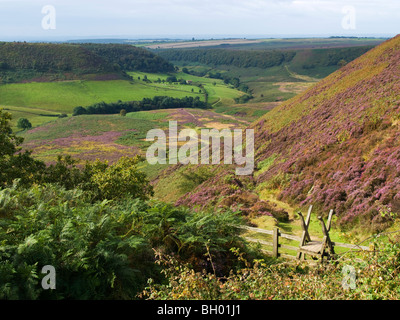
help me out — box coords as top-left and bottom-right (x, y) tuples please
(89, 156), (154, 200)
(338, 59), (347, 68)
(166, 76), (177, 83)
(73, 106), (87, 116)
(120, 109), (127, 117)
(17, 118), (32, 130)
(0, 109), (45, 188)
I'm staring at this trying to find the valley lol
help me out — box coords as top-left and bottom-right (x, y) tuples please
(1, 35), (400, 300)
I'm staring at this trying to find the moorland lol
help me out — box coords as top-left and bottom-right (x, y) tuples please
(2, 36), (400, 300)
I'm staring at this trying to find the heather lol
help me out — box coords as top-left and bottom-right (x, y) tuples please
(176, 35), (400, 231)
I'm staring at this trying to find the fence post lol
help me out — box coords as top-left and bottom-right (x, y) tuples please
(273, 227), (280, 258)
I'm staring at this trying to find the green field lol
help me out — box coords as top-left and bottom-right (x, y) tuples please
(171, 62), (319, 104)
(129, 71), (246, 106)
(0, 69), (248, 130)
(0, 79), (203, 112)
(0, 78), (205, 129)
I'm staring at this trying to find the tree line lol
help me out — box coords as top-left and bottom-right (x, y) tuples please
(73, 96), (209, 116)
(0, 42), (175, 83)
(81, 43), (175, 73)
(156, 48), (297, 68)
(301, 46), (374, 69)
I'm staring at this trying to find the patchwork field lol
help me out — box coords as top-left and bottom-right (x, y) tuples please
(144, 38), (266, 49)
(145, 37), (385, 50)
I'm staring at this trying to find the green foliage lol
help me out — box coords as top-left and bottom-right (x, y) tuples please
(16, 118), (32, 130)
(0, 184), (245, 299)
(81, 43), (175, 73)
(300, 47), (372, 70)
(234, 94), (253, 104)
(0, 185), (153, 299)
(0, 109), (45, 188)
(166, 75), (177, 83)
(89, 156), (154, 201)
(73, 96), (208, 116)
(0, 110), (154, 198)
(157, 49), (296, 69)
(179, 167), (216, 193)
(44, 155), (154, 201)
(143, 236), (400, 300)
(0, 42), (174, 83)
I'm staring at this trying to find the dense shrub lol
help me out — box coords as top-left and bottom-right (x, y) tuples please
(0, 183), (245, 300)
(143, 236), (400, 300)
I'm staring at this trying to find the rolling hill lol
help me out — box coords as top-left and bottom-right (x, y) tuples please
(174, 34), (400, 232)
(0, 42), (174, 83)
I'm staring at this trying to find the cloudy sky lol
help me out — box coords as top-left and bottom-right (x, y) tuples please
(0, 0), (398, 40)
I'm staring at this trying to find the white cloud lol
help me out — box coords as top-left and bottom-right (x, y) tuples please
(0, 0), (398, 39)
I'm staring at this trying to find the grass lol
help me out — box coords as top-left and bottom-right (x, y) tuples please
(213, 102), (276, 122)
(126, 110), (170, 121)
(0, 78), (204, 129)
(129, 70), (246, 107)
(235, 188), (356, 258)
(1, 69), (247, 131)
(19, 105), (249, 167)
(172, 63), (319, 105)
(2, 106), (63, 131)
(0, 79), (202, 112)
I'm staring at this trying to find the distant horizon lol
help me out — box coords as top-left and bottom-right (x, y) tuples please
(0, 1), (398, 42)
(0, 33), (395, 43)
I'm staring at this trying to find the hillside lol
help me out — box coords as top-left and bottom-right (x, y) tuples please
(0, 42), (174, 83)
(81, 43), (174, 73)
(157, 45), (376, 78)
(175, 35), (400, 232)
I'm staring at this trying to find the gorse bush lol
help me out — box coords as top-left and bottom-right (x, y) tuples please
(0, 183), (245, 300)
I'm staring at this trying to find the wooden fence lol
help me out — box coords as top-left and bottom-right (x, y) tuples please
(238, 225), (370, 260)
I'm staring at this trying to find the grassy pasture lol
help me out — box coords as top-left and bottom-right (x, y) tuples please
(0, 70), (246, 130)
(0, 78), (205, 129)
(129, 71), (246, 106)
(0, 79), (202, 112)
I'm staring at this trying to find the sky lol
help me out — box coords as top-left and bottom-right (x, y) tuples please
(0, 0), (398, 41)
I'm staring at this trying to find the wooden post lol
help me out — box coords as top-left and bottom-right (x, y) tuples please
(326, 209), (334, 232)
(296, 205), (313, 260)
(273, 227), (280, 258)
